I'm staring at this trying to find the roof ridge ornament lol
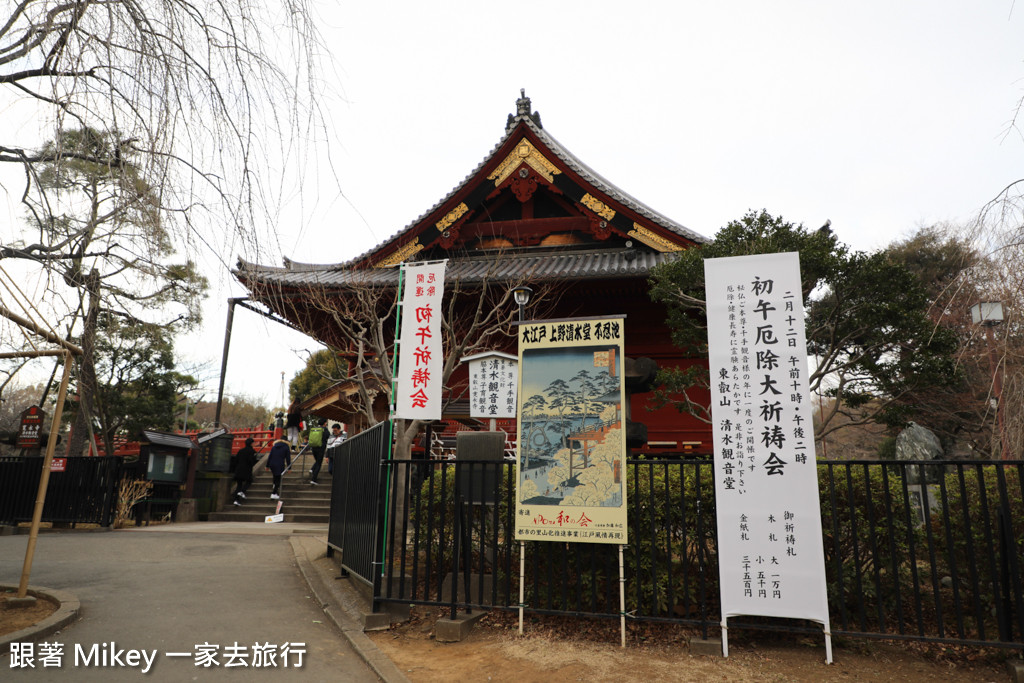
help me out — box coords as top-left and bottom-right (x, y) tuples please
(506, 88), (542, 132)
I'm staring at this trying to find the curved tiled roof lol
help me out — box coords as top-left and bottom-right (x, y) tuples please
(360, 107), (704, 262)
(242, 92), (705, 277)
(525, 119), (705, 245)
(237, 247), (679, 290)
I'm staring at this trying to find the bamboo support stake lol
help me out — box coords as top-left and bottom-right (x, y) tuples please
(0, 350), (67, 359)
(18, 351), (73, 599)
(0, 304), (83, 356)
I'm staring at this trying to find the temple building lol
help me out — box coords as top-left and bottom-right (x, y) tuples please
(235, 91), (712, 454)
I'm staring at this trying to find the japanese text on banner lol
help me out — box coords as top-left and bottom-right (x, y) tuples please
(705, 252), (830, 626)
(395, 261), (447, 420)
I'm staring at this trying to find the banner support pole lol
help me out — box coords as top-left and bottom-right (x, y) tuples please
(721, 618), (729, 657)
(379, 264), (406, 579)
(518, 540), (526, 635)
(618, 543), (626, 648)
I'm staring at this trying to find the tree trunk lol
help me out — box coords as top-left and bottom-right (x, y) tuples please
(388, 418), (421, 564)
(67, 271), (100, 457)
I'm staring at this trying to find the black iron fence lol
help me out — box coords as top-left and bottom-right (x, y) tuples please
(0, 456), (122, 527)
(327, 421), (391, 590)
(348, 452), (1022, 649)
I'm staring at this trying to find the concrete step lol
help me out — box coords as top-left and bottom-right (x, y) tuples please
(248, 477), (332, 489)
(206, 510), (331, 524)
(208, 495), (332, 523)
(247, 477), (330, 484)
(243, 486), (332, 499)
(208, 503), (329, 516)
(226, 499), (330, 509)
(251, 473), (333, 483)
(211, 470), (334, 523)
(241, 497), (331, 507)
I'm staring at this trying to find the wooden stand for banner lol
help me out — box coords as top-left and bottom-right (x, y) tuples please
(517, 541), (628, 649)
(618, 544), (626, 648)
(518, 541), (526, 635)
(722, 617), (833, 664)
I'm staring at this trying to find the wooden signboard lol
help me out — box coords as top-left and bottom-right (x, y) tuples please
(17, 405), (45, 449)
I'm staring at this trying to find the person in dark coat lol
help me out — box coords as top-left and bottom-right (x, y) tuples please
(267, 437), (291, 499)
(285, 400), (302, 450)
(232, 438), (258, 506)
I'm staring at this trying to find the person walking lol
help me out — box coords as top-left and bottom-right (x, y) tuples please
(231, 437), (258, 506)
(267, 437), (291, 499)
(326, 423), (345, 475)
(285, 400), (302, 450)
(307, 418), (327, 486)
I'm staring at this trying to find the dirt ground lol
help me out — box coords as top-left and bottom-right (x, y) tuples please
(368, 607), (1016, 682)
(0, 590), (58, 637)
(1, 586), (1016, 681)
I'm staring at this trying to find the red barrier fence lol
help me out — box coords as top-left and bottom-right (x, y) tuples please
(89, 425), (281, 457)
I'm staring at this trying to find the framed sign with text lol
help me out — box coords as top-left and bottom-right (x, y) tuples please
(17, 405), (45, 449)
(462, 351), (518, 419)
(514, 316), (627, 545)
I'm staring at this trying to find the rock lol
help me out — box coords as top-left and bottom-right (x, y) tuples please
(895, 422), (943, 484)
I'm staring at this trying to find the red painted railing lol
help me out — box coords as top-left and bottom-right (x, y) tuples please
(90, 425), (282, 457)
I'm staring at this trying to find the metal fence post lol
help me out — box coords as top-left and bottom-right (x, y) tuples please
(371, 442), (390, 614)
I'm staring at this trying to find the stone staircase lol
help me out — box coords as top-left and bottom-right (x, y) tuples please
(207, 461), (333, 524)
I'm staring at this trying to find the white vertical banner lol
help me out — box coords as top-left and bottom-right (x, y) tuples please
(395, 261), (447, 420)
(705, 253), (830, 631)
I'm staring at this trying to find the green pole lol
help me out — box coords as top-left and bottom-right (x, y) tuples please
(381, 264), (404, 577)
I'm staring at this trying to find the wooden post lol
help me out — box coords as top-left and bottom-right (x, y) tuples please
(518, 541), (526, 635)
(18, 352), (73, 599)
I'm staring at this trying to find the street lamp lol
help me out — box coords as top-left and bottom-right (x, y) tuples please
(970, 301), (1009, 460)
(512, 285), (533, 322)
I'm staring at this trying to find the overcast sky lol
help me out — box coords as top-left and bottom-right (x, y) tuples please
(6, 2), (1024, 417)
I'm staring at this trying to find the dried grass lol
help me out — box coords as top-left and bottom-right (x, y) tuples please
(113, 478), (152, 529)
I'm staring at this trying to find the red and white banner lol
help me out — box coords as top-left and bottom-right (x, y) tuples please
(395, 261), (447, 420)
(705, 252), (830, 629)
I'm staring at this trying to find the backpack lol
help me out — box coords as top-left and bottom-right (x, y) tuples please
(308, 426), (325, 447)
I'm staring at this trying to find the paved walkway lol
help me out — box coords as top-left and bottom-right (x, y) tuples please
(0, 523), (384, 682)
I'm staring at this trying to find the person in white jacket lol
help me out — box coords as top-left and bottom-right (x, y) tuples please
(325, 423), (347, 474)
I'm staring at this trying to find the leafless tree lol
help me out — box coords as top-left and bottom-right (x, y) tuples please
(1, 1), (331, 258)
(287, 263), (543, 460)
(254, 257), (551, 546)
(952, 210), (1024, 459)
(1, 1), (333, 447)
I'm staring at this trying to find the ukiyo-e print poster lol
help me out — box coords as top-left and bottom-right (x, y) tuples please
(395, 261), (446, 421)
(514, 317), (628, 545)
(705, 252), (830, 628)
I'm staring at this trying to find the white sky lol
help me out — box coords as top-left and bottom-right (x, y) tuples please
(5, 1), (1024, 415)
